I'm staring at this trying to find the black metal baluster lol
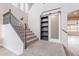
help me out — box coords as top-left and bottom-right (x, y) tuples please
(9, 9), (11, 24)
(24, 24), (27, 49)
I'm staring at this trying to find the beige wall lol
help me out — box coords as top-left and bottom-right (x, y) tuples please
(0, 3), (28, 43)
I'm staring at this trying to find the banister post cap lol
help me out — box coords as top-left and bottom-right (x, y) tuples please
(9, 9), (11, 12)
(21, 17), (24, 20)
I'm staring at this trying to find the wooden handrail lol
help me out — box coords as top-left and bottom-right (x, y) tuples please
(61, 28), (68, 34)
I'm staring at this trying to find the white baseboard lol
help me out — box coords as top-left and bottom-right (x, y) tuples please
(49, 39), (62, 44)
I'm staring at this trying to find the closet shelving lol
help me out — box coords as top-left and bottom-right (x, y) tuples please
(41, 16), (48, 40)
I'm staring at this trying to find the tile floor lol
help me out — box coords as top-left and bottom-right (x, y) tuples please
(0, 46), (16, 56)
(0, 40), (66, 56)
(68, 36), (79, 56)
(22, 40), (65, 56)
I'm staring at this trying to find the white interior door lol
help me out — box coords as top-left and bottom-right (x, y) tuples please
(49, 12), (60, 43)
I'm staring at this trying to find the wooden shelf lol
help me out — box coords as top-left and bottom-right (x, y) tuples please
(41, 16), (48, 19)
(41, 21), (48, 23)
(41, 30), (48, 32)
(41, 26), (48, 28)
(41, 25), (48, 26)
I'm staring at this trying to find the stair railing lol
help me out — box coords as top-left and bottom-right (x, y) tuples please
(24, 23), (27, 49)
(3, 9), (27, 49)
(61, 28), (68, 34)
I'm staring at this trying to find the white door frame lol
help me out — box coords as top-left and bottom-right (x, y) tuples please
(48, 11), (61, 43)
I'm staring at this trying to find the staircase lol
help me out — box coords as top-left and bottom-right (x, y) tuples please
(14, 25), (39, 46)
(3, 9), (39, 49)
(26, 28), (39, 46)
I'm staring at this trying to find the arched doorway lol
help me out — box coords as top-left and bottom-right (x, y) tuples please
(67, 10), (79, 36)
(67, 10), (79, 55)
